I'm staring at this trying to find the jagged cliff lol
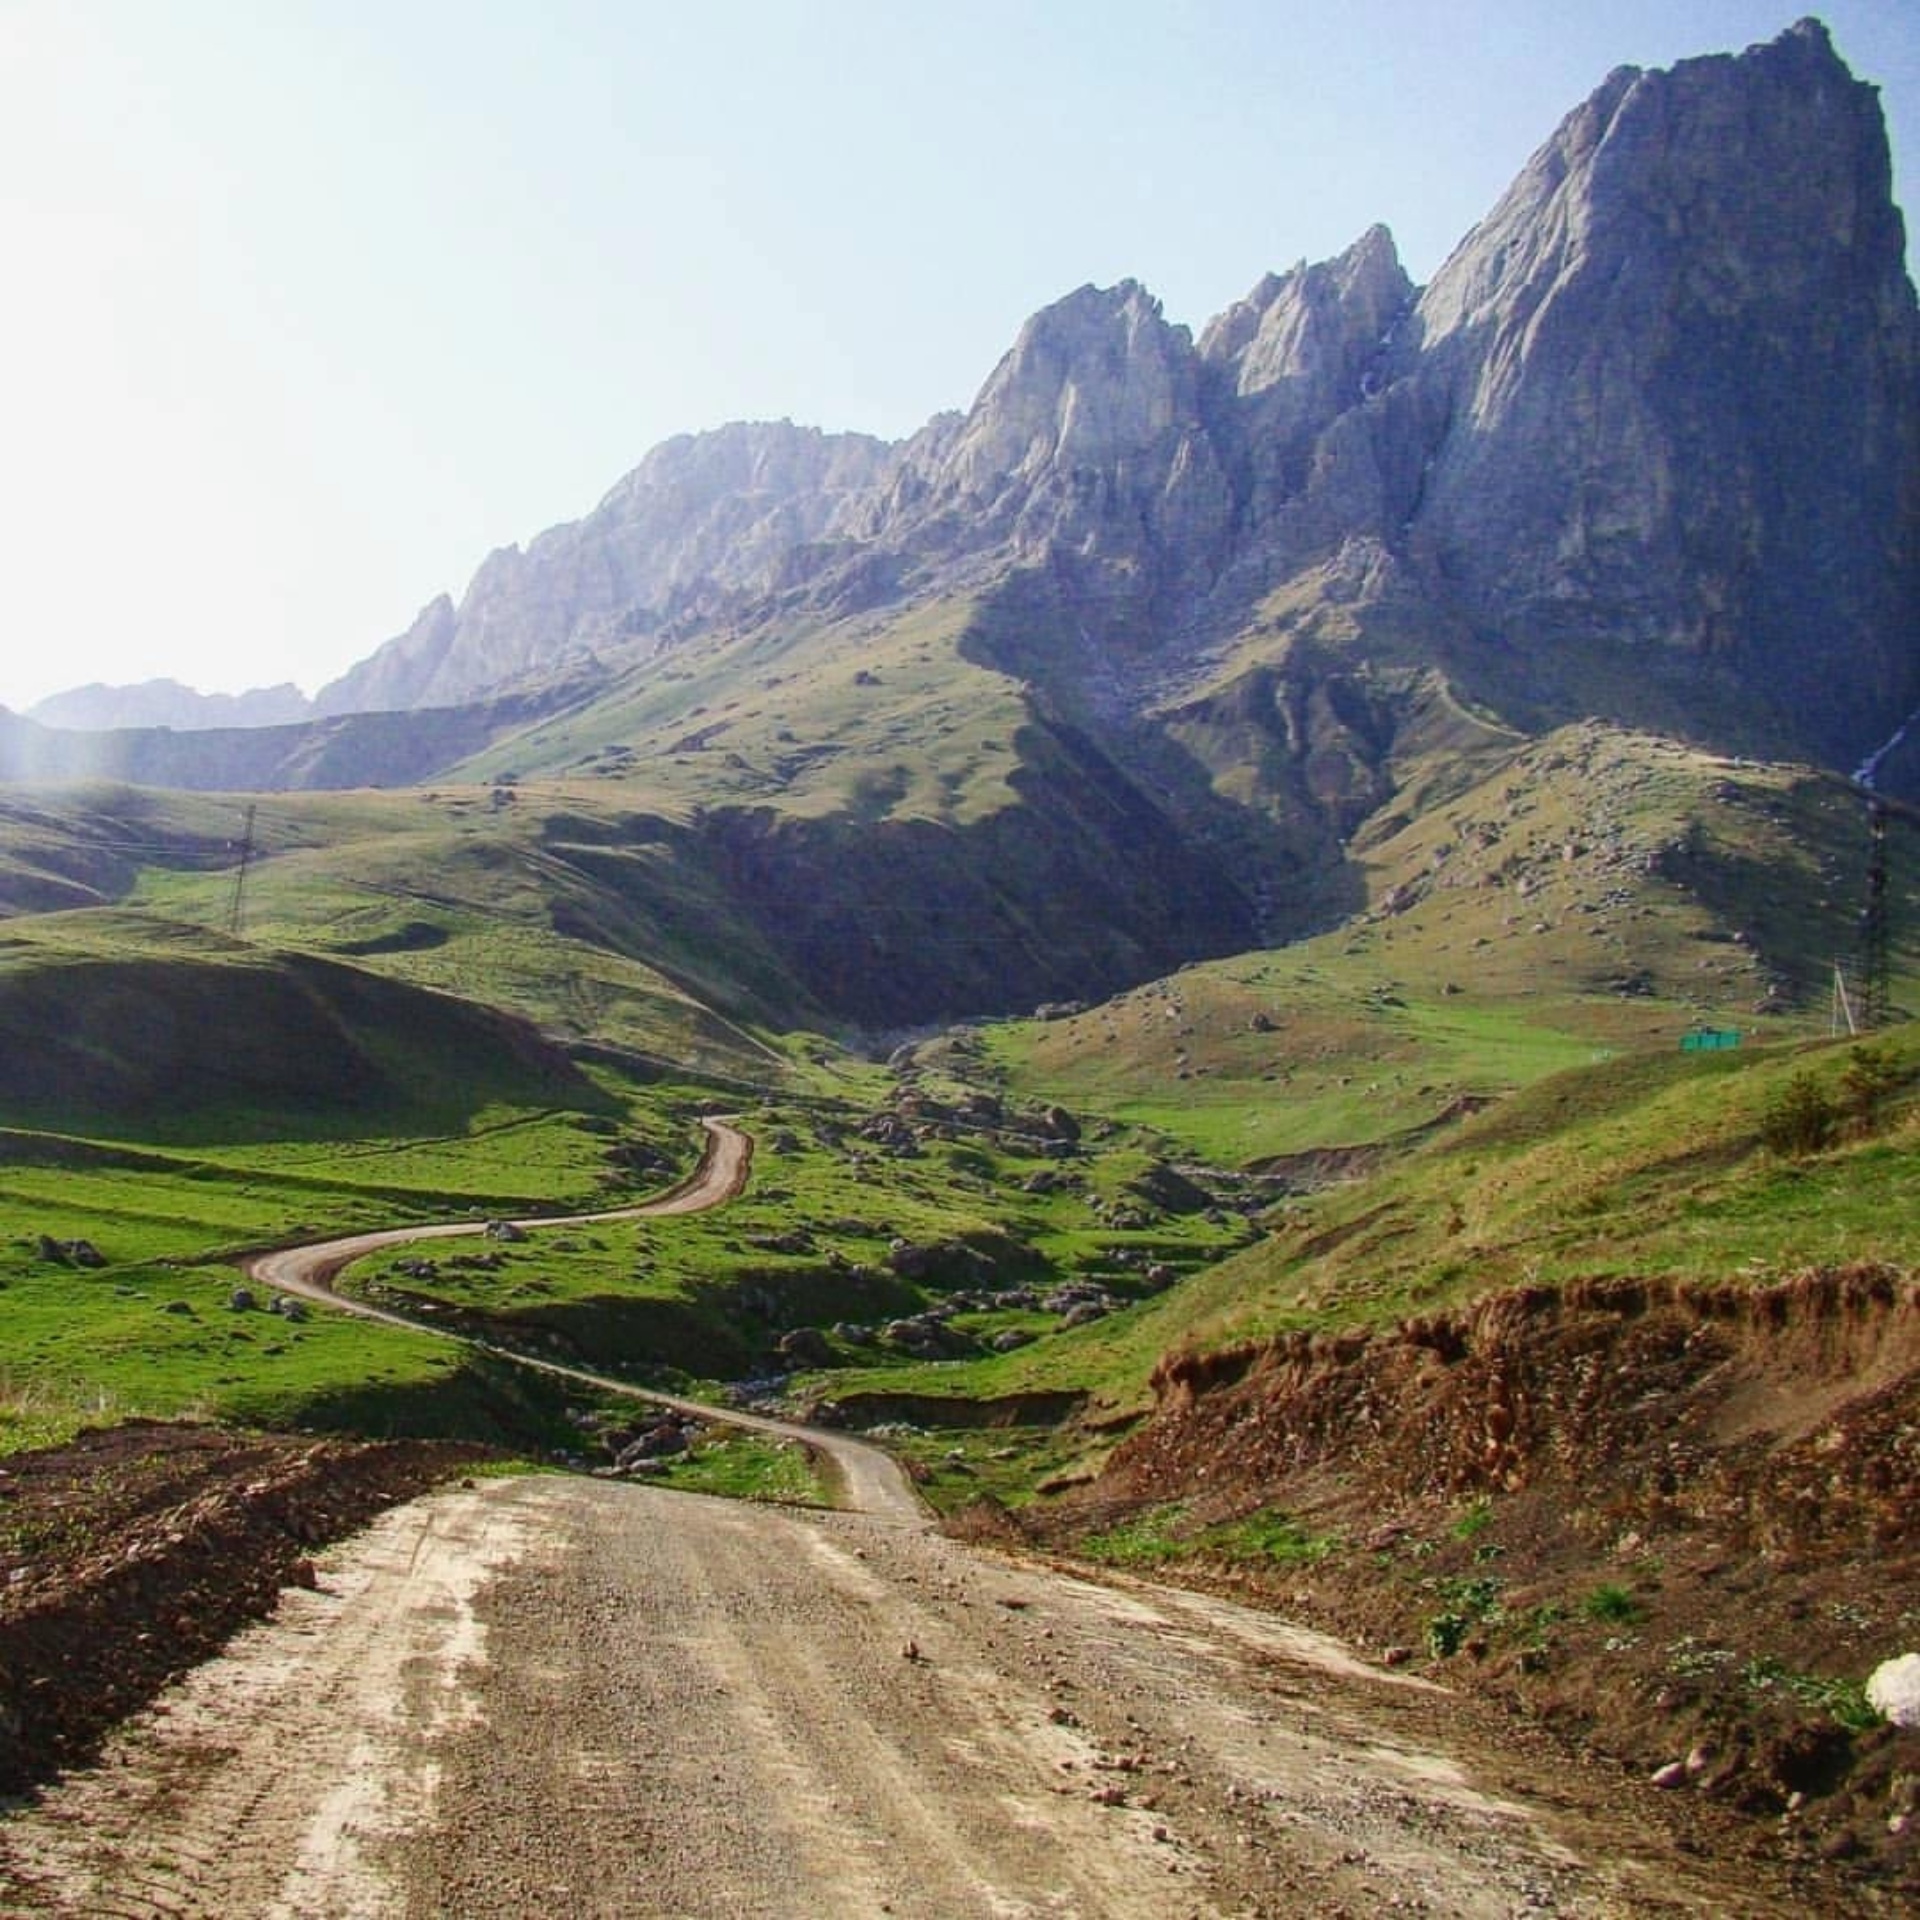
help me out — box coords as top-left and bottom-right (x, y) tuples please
(268, 21), (1908, 786)
(1394, 20), (1919, 765)
(38, 22), (1915, 791)
(314, 422), (899, 715)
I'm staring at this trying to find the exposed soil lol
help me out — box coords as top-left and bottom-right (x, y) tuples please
(0, 1471), (1814, 1916)
(1026, 1262), (1919, 1908)
(0, 1134), (1909, 1911)
(0, 1421), (496, 1793)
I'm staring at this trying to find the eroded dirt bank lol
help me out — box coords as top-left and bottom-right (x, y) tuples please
(1035, 1264), (1918, 1903)
(0, 1423), (496, 1794)
(0, 1473), (1809, 1916)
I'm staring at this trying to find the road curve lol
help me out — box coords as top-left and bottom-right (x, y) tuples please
(241, 1118), (923, 1524)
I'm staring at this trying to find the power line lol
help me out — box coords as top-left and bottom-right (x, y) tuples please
(1859, 796), (1891, 1030)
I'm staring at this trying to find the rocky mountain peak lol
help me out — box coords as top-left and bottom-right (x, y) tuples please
(86, 19), (1910, 791)
(1390, 18), (1918, 767)
(1414, 19), (1901, 373)
(1199, 225), (1410, 400)
(316, 420), (899, 715)
(934, 279), (1198, 502)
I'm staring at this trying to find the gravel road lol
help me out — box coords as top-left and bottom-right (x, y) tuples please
(0, 1471), (1791, 1917)
(0, 1118), (1810, 1915)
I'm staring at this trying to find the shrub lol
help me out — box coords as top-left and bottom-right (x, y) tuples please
(1759, 1073), (1836, 1158)
(1582, 1582), (1643, 1623)
(1839, 1042), (1901, 1137)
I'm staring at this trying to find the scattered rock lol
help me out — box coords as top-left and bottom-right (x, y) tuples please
(1865, 1652), (1920, 1728)
(776, 1326), (835, 1369)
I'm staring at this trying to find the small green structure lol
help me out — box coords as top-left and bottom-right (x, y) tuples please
(1680, 1026), (1742, 1052)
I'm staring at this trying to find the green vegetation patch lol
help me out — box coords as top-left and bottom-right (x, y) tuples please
(1077, 1501), (1341, 1571)
(641, 1429), (834, 1506)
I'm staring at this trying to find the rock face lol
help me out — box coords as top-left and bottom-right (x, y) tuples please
(314, 422), (896, 715)
(291, 21), (1914, 778)
(1394, 20), (1919, 765)
(23, 23), (1919, 806)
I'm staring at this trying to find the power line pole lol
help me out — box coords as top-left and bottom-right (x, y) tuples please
(1859, 797), (1891, 1030)
(228, 803), (257, 939)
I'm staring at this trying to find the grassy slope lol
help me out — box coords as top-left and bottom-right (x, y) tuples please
(0, 711), (1913, 1493)
(445, 596), (1031, 826)
(984, 724), (1918, 1162)
(817, 728), (1920, 1488)
(68, 597), (1052, 1061)
(0, 909), (609, 1139)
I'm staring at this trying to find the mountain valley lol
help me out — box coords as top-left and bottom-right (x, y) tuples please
(0, 17), (1917, 1913)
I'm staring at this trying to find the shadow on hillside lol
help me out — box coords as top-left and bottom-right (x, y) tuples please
(0, 950), (616, 1145)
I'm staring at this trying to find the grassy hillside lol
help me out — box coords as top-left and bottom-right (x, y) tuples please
(980, 724), (1918, 1163)
(0, 910), (608, 1138)
(0, 710), (1911, 1492)
(448, 596), (1033, 825)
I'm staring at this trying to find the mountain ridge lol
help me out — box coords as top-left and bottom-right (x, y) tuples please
(29, 19), (1914, 795)
(4, 20), (1914, 1030)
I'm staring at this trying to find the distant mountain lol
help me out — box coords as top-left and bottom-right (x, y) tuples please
(28, 679), (312, 733)
(266, 21), (1907, 788)
(7, 22), (1915, 1029)
(32, 22), (1917, 783)
(312, 423), (899, 716)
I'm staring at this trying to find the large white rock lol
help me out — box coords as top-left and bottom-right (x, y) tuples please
(1865, 1653), (1920, 1729)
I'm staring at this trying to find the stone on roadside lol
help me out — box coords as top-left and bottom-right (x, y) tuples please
(1866, 1652), (1920, 1728)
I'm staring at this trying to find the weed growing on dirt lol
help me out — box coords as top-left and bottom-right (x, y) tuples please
(1743, 1656), (1883, 1732)
(1079, 1503), (1191, 1567)
(1582, 1582), (1645, 1624)
(1197, 1509), (1340, 1566)
(1450, 1496), (1494, 1541)
(648, 1431), (834, 1507)
(1424, 1575), (1507, 1657)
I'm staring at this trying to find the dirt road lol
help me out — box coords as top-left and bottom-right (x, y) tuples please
(0, 1470), (1792, 1917)
(240, 1117), (920, 1522)
(0, 1120), (1812, 1915)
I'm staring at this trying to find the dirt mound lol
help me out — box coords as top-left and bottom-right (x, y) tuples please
(1042, 1265), (1919, 1900)
(1130, 1265), (1914, 1515)
(0, 1421), (497, 1793)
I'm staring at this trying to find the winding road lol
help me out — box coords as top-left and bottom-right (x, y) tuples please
(243, 1116), (919, 1522)
(0, 1123), (1805, 1915)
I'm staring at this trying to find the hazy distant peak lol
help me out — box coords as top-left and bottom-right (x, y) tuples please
(28, 678), (313, 733)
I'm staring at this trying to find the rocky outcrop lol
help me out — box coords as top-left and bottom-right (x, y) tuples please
(898, 280), (1234, 607)
(1393, 19), (1920, 766)
(1197, 223), (1415, 536)
(316, 422), (897, 714)
(28, 24), (1919, 801)
(315, 23), (1914, 779)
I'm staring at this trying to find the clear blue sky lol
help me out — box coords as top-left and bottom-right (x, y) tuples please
(1, 1), (1914, 712)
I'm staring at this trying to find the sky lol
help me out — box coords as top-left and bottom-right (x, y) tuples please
(1, 1), (1915, 714)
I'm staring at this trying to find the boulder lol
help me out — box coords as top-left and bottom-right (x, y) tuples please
(1866, 1652), (1920, 1729)
(777, 1326), (835, 1368)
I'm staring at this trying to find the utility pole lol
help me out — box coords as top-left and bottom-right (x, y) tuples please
(227, 803), (257, 939)
(1859, 797), (1891, 1030)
